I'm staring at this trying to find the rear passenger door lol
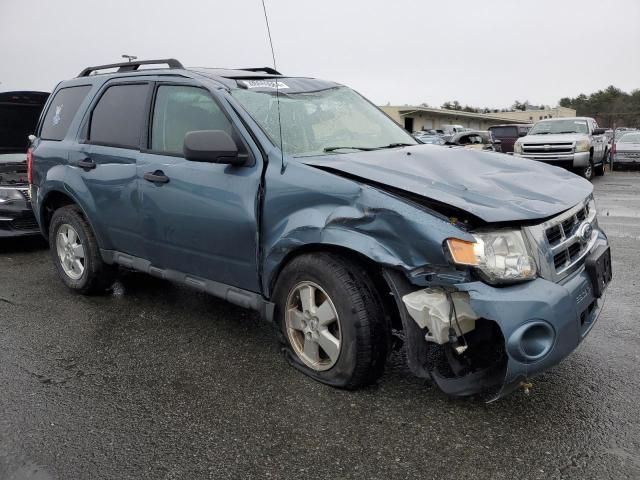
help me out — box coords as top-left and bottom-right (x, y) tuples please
(69, 82), (151, 257)
(137, 83), (262, 292)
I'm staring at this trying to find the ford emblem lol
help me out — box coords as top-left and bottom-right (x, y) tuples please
(578, 222), (593, 243)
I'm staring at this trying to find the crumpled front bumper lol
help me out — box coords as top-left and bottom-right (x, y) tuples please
(455, 234), (609, 400)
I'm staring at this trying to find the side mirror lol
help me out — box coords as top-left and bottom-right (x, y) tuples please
(518, 131), (528, 137)
(592, 128), (606, 135)
(183, 130), (246, 166)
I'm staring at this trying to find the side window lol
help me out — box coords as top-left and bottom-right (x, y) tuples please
(89, 84), (148, 148)
(151, 85), (233, 155)
(40, 85), (91, 141)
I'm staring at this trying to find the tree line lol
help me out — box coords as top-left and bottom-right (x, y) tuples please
(559, 86), (640, 128)
(430, 86), (639, 128)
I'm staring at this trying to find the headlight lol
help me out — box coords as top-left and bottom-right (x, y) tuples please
(513, 141), (523, 154)
(575, 139), (590, 152)
(0, 187), (25, 205)
(447, 230), (537, 283)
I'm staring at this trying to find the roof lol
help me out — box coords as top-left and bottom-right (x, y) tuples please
(387, 106), (531, 124)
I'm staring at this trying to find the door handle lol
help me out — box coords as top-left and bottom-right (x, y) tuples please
(144, 170), (170, 184)
(78, 158), (96, 169)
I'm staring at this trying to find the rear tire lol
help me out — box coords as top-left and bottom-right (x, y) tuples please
(273, 253), (389, 389)
(49, 205), (115, 294)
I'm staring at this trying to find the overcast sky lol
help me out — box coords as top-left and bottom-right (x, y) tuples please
(1, 0), (638, 108)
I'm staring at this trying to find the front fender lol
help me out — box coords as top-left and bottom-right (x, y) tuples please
(261, 159), (474, 296)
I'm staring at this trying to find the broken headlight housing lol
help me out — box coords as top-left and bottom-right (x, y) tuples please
(447, 230), (537, 284)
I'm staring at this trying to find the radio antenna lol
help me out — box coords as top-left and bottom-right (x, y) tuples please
(260, 0), (285, 170)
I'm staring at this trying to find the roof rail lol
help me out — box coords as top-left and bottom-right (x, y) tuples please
(77, 58), (185, 77)
(237, 67), (282, 75)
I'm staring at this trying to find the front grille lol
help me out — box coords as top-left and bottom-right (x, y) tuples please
(543, 203), (594, 275)
(523, 142), (574, 154)
(526, 198), (598, 283)
(17, 187), (31, 201)
(616, 152), (640, 159)
(11, 216), (39, 231)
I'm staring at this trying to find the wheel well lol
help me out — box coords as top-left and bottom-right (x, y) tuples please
(270, 244), (403, 331)
(41, 191), (76, 235)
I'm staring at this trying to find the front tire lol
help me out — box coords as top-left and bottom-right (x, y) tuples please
(49, 205), (115, 294)
(577, 160), (594, 181)
(273, 253), (389, 389)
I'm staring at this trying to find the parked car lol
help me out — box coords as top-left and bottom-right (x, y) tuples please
(488, 124), (532, 154)
(446, 130), (500, 152)
(514, 117), (608, 180)
(30, 59), (611, 400)
(611, 131), (640, 169)
(0, 91), (49, 238)
(415, 132), (445, 145)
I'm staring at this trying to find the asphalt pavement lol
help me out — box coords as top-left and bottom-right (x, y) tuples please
(1, 171), (639, 480)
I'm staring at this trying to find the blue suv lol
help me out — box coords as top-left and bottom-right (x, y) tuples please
(30, 59), (612, 399)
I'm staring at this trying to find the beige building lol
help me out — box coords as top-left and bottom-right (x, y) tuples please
(494, 106), (576, 123)
(381, 105), (577, 133)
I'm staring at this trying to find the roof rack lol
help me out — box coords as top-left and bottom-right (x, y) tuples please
(77, 58), (184, 77)
(237, 67), (282, 75)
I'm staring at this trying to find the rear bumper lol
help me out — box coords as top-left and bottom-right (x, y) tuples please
(515, 151), (590, 167)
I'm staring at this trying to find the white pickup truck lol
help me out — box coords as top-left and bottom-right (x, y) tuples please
(513, 117), (608, 180)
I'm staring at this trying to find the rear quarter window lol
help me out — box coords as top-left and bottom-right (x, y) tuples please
(40, 85), (91, 141)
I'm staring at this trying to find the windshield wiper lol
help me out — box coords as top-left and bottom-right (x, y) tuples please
(323, 143), (414, 153)
(374, 143), (414, 149)
(323, 146), (376, 152)
(557, 131), (578, 134)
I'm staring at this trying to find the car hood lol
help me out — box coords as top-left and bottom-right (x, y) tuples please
(300, 145), (592, 223)
(519, 133), (587, 144)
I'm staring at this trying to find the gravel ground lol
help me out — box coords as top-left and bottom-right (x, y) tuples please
(1, 171), (639, 480)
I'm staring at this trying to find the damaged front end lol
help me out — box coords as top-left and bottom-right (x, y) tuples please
(384, 197), (611, 401)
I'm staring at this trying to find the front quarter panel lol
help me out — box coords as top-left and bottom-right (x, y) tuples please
(261, 154), (474, 296)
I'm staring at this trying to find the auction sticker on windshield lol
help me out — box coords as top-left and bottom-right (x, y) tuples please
(240, 80), (289, 89)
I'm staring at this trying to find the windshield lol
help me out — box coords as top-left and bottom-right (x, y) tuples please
(528, 119), (589, 135)
(619, 133), (640, 143)
(231, 86), (416, 157)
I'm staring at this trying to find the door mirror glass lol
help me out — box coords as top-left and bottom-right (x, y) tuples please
(183, 130), (245, 165)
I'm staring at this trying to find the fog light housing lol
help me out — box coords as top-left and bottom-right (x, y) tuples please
(508, 321), (555, 363)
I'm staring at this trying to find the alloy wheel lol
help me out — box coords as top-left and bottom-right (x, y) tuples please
(56, 224), (85, 280)
(285, 281), (341, 371)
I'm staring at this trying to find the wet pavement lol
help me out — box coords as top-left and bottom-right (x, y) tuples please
(1, 171), (639, 480)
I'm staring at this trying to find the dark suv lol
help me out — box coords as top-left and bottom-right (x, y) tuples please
(488, 124), (532, 154)
(30, 59), (611, 400)
(0, 91), (49, 237)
